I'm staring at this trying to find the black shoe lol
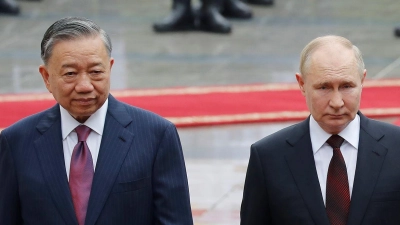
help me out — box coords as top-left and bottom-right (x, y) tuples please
(0, 0), (20, 15)
(246, 0), (273, 6)
(222, 0), (252, 19)
(395, 27), (400, 37)
(198, 8), (232, 34)
(153, 4), (195, 32)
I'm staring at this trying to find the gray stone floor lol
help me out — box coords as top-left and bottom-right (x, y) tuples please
(1, 0), (400, 93)
(1, 0), (400, 224)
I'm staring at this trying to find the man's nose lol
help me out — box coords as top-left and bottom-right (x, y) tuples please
(75, 74), (94, 93)
(329, 90), (344, 109)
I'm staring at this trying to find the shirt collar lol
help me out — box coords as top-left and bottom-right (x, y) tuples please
(60, 98), (108, 140)
(310, 114), (360, 155)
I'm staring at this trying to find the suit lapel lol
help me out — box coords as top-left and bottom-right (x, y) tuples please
(285, 118), (330, 225)
(34, 105), (77, 225)
(347, 113), (387, 225)
(85, 96), (135, 225)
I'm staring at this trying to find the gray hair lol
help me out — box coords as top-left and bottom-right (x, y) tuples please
(299, 35), (365, 79)
(41, 17), (112, 64)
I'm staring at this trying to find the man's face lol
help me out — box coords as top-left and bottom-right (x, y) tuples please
(296, 44), (366, 134)
(39, 36), (114, 123)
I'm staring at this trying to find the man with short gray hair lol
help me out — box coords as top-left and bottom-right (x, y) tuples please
(0, 17), (193, 225)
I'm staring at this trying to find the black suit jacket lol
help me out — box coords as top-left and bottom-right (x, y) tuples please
(0, 95), (193, 225)
(241, 112), (400, 225)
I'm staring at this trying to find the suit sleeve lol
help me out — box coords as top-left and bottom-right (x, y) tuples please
(152, 123), (193, 225)
(241, 145), (271, 225)
(0, 132), (22, 225)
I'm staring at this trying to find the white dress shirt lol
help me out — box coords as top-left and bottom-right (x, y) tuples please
(60, 99), (108, 180)
(310, 114), (360, 205)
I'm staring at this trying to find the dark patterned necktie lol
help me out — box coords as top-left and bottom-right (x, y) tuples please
(69, 125), (94, 225)
(326, 135), (350, 225)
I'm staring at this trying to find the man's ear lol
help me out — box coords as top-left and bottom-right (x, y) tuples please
(109, 57), (114, 70)
(361, 69), (367, 84)
(39, 65), (52, 93)
(296, 73), (306, 96)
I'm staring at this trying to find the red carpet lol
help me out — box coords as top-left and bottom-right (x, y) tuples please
(1, 79), (400, 129)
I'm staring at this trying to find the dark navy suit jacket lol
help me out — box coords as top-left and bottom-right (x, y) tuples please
(0, 95), (193, 225)
(241, 112), (400, 225)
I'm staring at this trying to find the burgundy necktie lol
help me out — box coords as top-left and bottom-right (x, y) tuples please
(69, 125), (94, 225)
(326, 135), (350, 225)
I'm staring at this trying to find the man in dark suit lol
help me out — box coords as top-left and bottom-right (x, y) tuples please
(0, 17), (193, 225)
(241, 35), (400, 225)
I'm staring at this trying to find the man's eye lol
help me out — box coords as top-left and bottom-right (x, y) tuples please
(91, 70), (103, 75)
(64, 72), (75, 76)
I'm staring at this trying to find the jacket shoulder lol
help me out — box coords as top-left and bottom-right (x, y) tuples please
(252, 120), (308, 154)
(1, 107), (56, 137)
(111, 100), (175, 134)
(361, 117), (400, 143)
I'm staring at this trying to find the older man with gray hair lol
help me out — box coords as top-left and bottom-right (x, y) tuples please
(0, 17), (193, 225)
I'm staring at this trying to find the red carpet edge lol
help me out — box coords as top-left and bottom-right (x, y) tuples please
(1, 79), (400, 129)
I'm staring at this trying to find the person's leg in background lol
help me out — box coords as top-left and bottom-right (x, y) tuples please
(153, 0), (253, 34)
(222, 0), (253, 19)
(244, 0), (274, 6)
(153, 0), (195, 32)
(0, 0), (20, 15)
(395, 27), (400, 37)
(198, 0), (231, 33)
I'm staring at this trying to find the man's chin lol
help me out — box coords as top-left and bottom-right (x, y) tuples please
(71, 110), (96, 123)
(325, 121), (349, 134)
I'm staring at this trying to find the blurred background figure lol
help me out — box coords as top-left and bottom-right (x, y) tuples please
(244, 0), (273, 5)
(395, 27), (400, 37)
(0, 0), (20, 15)
(153, 0), (253, 34)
